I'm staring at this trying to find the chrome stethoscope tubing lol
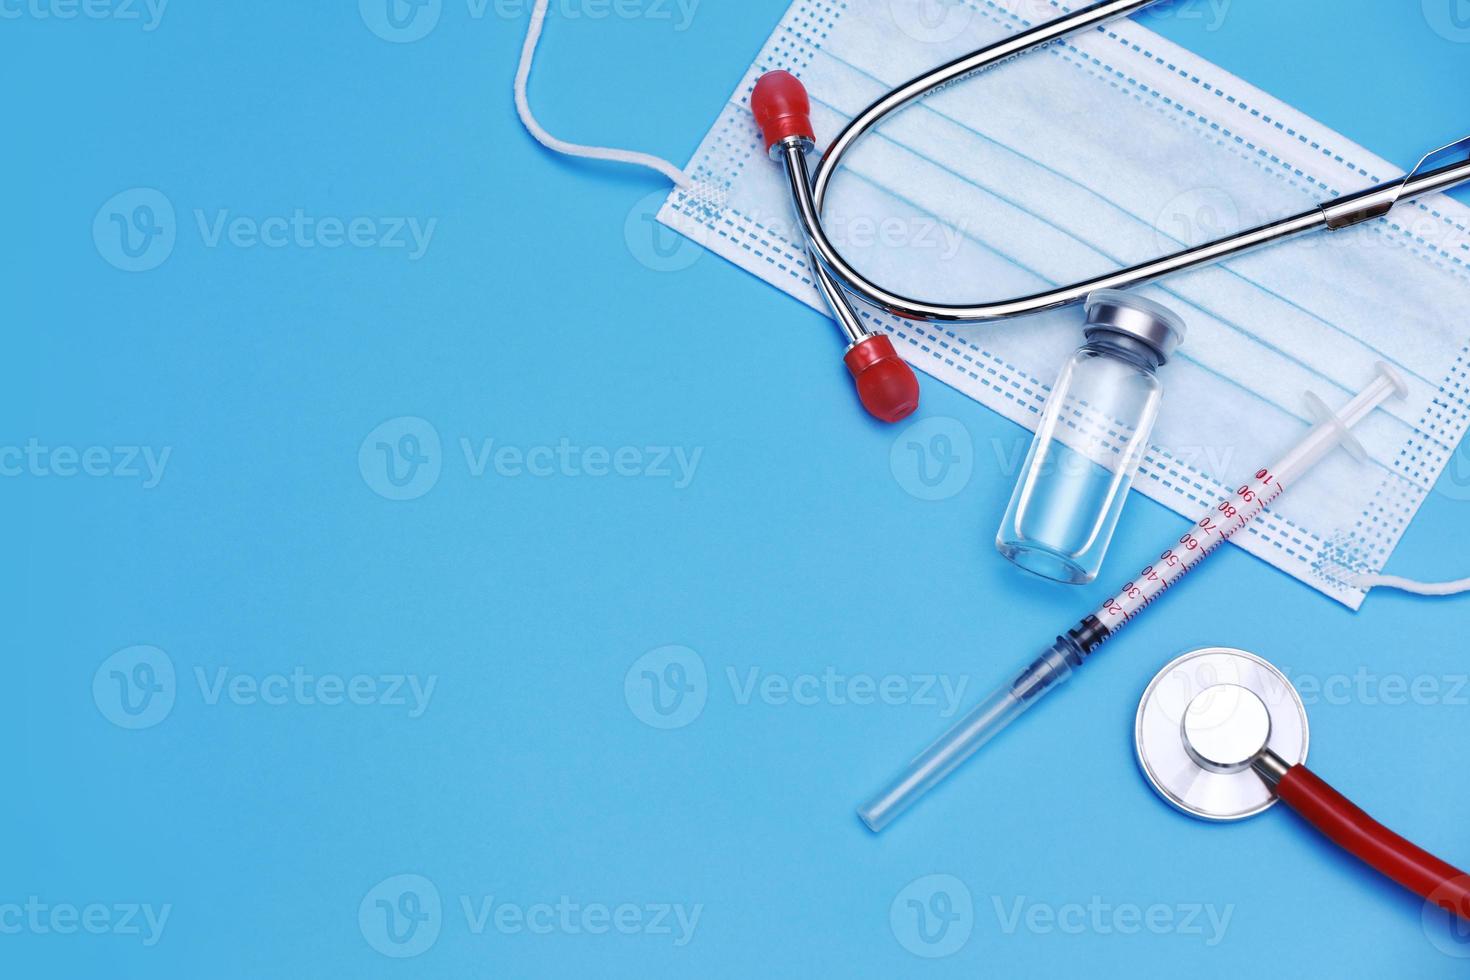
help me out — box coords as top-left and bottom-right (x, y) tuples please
(783, 0), (1470, 325)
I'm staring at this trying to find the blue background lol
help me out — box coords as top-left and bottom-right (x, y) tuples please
(7, 0), (1470, 976)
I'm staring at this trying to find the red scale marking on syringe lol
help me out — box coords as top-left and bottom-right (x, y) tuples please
(1096, 469), (1289, 632)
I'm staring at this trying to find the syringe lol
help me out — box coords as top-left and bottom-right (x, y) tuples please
(859, 363), (1408, 832)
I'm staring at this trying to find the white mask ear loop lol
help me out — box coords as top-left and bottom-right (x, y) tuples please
(514, 0), (694, 189)
(1350, 573), (1470, 597)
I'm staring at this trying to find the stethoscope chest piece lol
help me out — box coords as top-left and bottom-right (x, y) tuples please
(1135, 648), (1308, 822)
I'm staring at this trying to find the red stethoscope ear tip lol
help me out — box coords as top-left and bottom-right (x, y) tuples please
(751, 70), (816, 151)
(845, 334), (920, 423)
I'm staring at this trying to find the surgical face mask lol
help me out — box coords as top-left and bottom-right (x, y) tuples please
(514, 0), (1470, 607)
(646, 0), (1470, 609)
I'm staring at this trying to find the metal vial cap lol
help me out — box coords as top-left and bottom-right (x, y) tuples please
(1083, 289), (1188, 363)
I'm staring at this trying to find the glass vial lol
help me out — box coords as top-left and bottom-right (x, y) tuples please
(996, 290), (1186, 585)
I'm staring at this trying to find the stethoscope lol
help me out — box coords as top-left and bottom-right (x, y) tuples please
(1136, 648), (1470, 924)
(752, 0), (1470, 422)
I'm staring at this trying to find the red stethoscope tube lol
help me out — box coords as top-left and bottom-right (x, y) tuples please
(1277, 765), (1470, 922)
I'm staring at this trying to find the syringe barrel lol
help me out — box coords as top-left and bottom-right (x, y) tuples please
(858, 639), (1078, 832)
